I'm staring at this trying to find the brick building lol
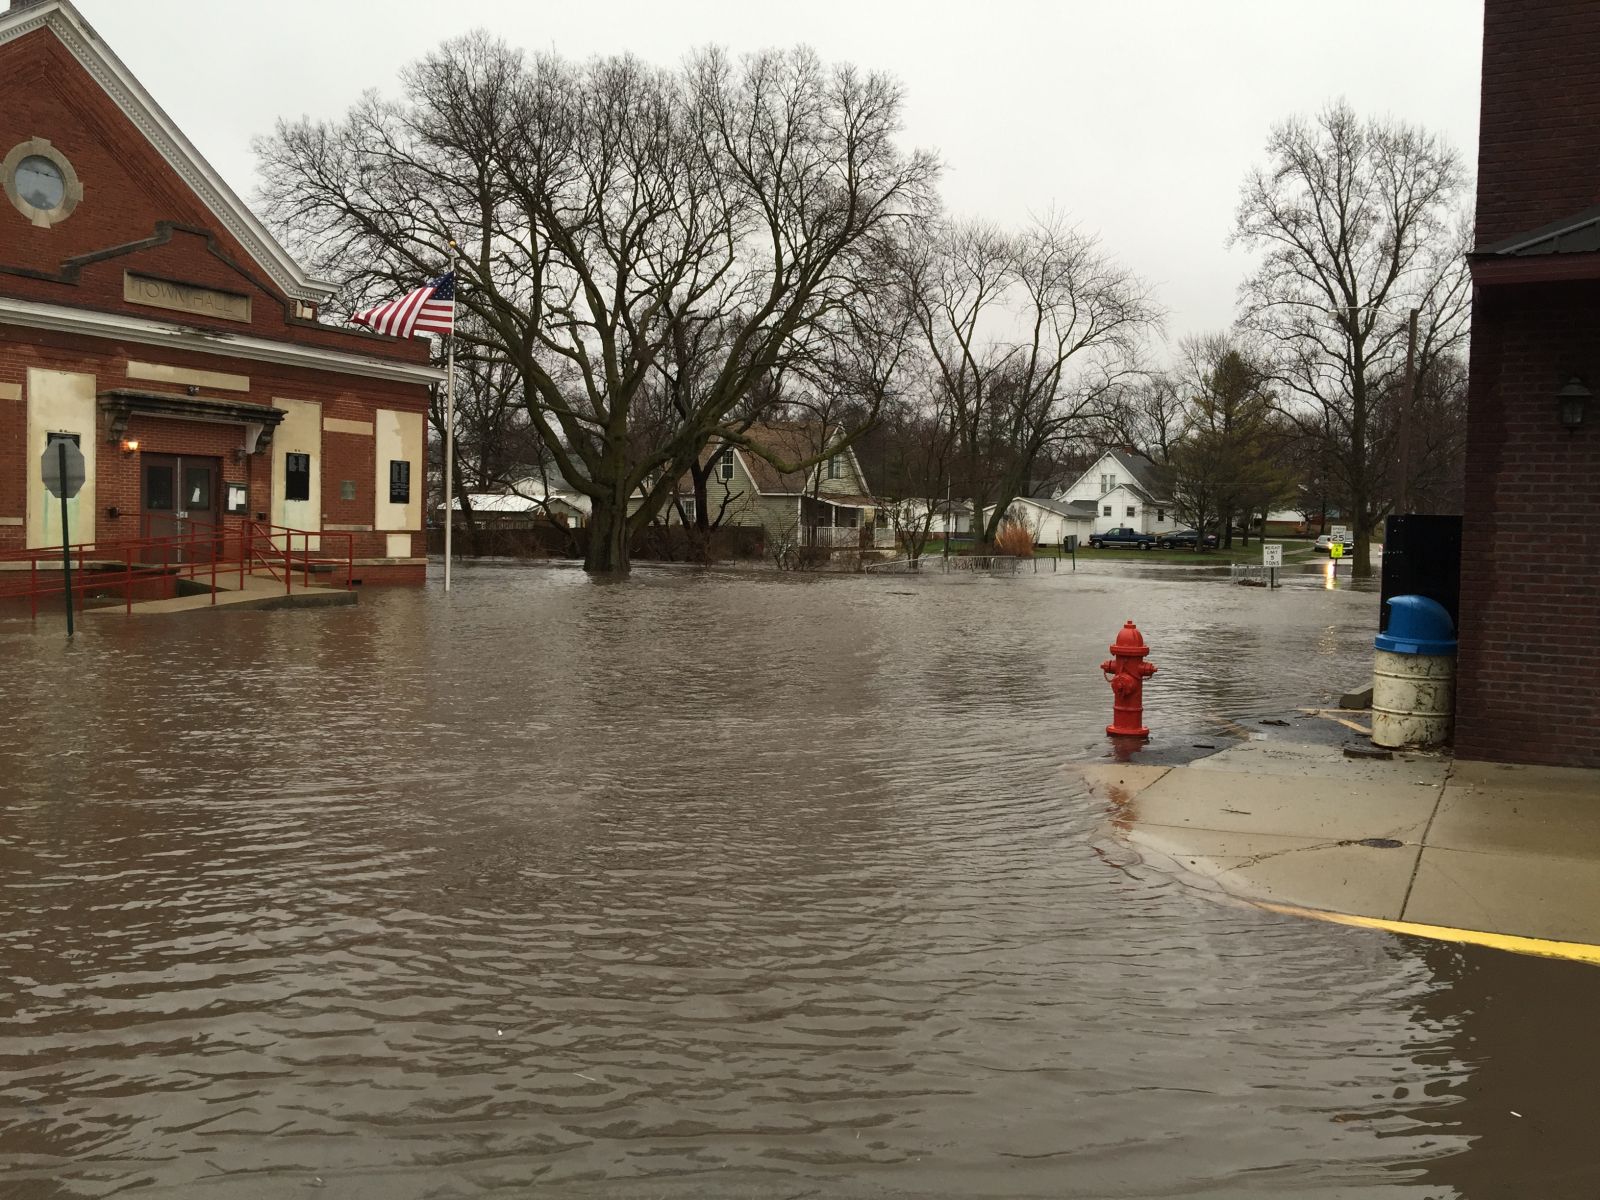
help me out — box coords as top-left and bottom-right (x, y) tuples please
(1457, 0), (1600, 766)
(0, 0), (441, 585)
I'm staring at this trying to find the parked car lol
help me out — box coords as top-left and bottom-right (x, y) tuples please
(1157, 528), (1219, 549)
(1314, 533), (1355, 554)
(1088, 526), (1157, 550)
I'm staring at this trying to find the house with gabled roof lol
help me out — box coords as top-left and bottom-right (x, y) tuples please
(983, 495), (1098, 546)
(1051, 448), (1178, 537)
(672, 423), (882, 548)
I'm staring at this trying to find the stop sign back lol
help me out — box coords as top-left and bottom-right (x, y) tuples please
(42, 437), (86, 499)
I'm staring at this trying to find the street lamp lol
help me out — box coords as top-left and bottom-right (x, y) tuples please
(1557, 376), (1591, 430)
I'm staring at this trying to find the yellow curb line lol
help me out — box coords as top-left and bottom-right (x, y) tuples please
(1256, 901), (1600, 967)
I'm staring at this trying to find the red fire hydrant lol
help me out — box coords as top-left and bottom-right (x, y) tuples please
(1101, 620), (1158, 738)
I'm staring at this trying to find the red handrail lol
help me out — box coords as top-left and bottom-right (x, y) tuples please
(0, 520), (355, 613)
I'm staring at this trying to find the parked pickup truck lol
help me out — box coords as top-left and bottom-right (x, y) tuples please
(1088, 526), (1157, 550)
(1157, 528), (1219, 549)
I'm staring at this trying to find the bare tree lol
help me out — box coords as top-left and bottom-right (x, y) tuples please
(1169, 335), (1293, 547)
(1395, 353), (1468, 515)
(868, 387), (958, 559)
(905, 215), (1156, 548)
(1163, 430), (1229, 546)
(1092, 373), (1187, 466)
(1232, 100), (1471, 576)
(256, 36), (938, 573)
(429, 327), (544, 555)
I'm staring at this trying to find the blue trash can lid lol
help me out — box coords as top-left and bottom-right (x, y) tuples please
(1375, 594), (1457, 655)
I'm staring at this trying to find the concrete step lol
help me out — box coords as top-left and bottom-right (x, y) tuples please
(89, 574), (355, 616)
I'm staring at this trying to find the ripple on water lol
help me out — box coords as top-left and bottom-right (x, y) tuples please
(0, 564), (1594, 1198)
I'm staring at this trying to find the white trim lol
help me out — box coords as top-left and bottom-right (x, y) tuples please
(844, 443), (871, 494)
(0, 1), (336, 302)
(0, 295), (445, 385)
(732, 447), (772, 495)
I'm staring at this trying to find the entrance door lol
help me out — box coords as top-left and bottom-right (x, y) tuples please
(142, 455), (220, 562)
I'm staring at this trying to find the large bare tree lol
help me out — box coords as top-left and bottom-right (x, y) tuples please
(256, 35), (938, 572)
(904, 216), (1156, 547)
(1232, 100), (1471, 576)
(1092, 373), (1186, 467)
(428, 325), (545, 555)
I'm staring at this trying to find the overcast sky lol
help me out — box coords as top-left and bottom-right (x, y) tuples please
(74, 0), (1483, 352)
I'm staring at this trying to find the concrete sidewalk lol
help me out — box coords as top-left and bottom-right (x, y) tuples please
(1082, 730), (1600, 957)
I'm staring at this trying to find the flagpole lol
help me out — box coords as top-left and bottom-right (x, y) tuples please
(443, 241), (457, 592)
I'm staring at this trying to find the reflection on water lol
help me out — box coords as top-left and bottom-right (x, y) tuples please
(0, 562), (1594, 1198)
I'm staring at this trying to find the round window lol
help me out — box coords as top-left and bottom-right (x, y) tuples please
(3, 139), (82, 227)
(15, 155), (65, 211)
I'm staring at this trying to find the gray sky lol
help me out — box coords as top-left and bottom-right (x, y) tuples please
(75, 0), (1483, 349)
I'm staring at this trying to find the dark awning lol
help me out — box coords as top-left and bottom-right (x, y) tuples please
(99, 389), (288, 452)
(1477, 204), (1600, 258)
(1471, 204), (1600, 285)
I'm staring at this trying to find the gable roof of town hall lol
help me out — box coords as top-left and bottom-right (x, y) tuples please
(0, 0), (336, 304)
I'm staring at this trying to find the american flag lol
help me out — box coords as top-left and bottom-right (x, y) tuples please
(351, 272), (455, 338)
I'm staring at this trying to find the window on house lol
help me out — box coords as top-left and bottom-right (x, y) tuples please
(681, 497), (697, 524)
(1126, 506), (1136, 518)
(717, 448), (735, 481)
(284, 452), (310, 501)
(1100, 473), (1108, 494)
(389, 459), (411, 504)
(826, 455), (842, 480)
(1102, 504), (1112, 517)
(1157, 508), (1166, 522)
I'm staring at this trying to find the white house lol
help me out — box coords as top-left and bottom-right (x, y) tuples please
(502, 471), (595, 524)
(445, 491), (588, 527)
(1053, 449), (1178, 537)
(984, 496), (1097, 546)
(888, 498), (972, 538)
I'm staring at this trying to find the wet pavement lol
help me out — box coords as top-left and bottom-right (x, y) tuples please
(2, 561), (1598, 1198)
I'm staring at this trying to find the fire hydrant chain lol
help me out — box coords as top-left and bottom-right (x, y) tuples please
(1101, 620), (1157, 739)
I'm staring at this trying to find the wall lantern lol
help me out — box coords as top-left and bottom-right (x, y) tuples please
(119, 437), (140, 454)
(1557, 376), (1591, 430)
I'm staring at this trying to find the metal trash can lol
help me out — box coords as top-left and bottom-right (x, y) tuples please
(1371, 595), (1457, 748)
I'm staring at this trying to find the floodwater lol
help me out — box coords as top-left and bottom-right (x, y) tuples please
(1, 562), (1597, 1199)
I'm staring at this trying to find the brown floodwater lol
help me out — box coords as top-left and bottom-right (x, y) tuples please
(2, 561), (1598, 1198)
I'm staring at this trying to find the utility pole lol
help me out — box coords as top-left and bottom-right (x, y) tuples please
(944, 477), (951, 561)
(1396, 307), (1419, 515)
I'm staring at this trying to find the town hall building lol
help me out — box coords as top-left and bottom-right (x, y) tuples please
(0, 0), (441, 585)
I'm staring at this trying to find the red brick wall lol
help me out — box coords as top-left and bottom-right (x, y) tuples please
(1455, 281), (1600, 767)
(0, 26), (430, 365)
(1476, 1), (1600, 247)
(353, 562), (427, 586)
(0, 328), (427, 570)
(0, 17), (431, 583)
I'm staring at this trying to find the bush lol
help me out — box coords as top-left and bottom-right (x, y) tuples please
(993, 518), (1035, 558)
